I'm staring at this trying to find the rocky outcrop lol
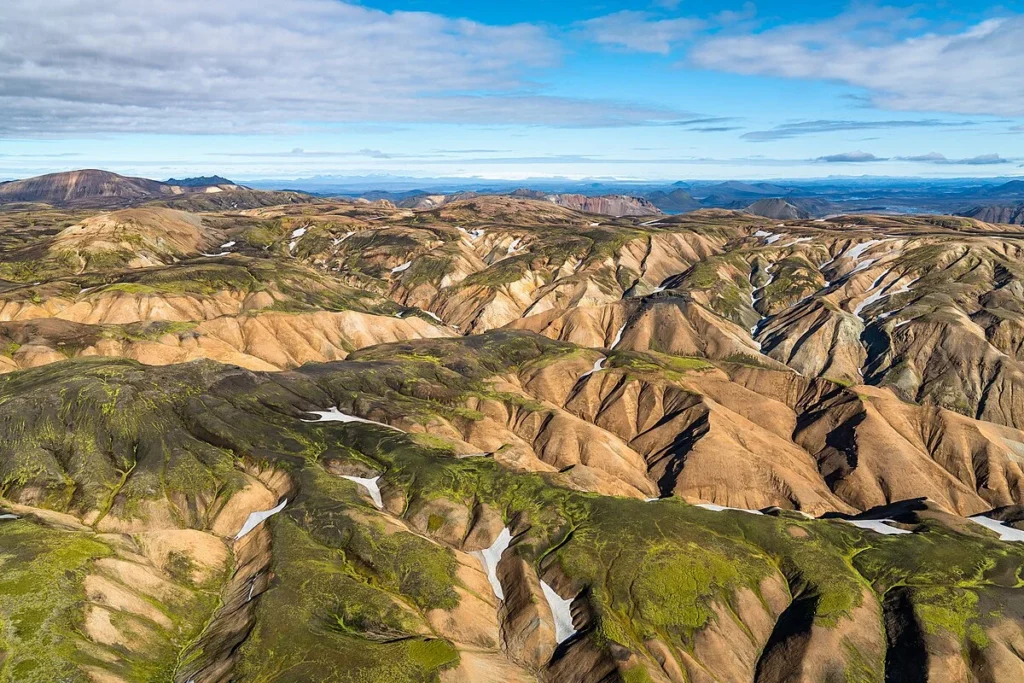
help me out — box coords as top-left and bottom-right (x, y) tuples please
(746, 197), (811, 220)
(542, 193), (662, 217)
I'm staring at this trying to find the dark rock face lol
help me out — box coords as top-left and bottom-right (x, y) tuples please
(746, 197), (811, 220)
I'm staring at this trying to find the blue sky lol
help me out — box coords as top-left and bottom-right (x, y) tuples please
(1, 0), (1023, 182)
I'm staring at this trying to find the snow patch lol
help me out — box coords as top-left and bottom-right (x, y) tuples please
(420, 309), (445, 326)
(580, 357), (606, 379)
(970, 515), (1024, 542)
(844, 239), (881, 261)
(303, 406), (402, 432)
(764, 233), (786, 244)
(850, 257), (878, 275)
(540, 581), (578, 644)
(696, 503), (764, 515)
(235, 499), (287, 540)
(341, 475), (384, 509)
(0, 514), (19, 521)
(472, 527), (512, 600)
(885, 277), (919, 298)
(610, 324), (627, 349)
(220, 241), (236, 249)
(507, 237), (523, 254)
(333, 231), (355, 246)
(246, 573), (260, 602)
(753, 230), (772, 237)
(391, 261), (412, 274)
(843, 519), (911, 535)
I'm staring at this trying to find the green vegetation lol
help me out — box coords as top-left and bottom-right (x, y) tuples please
(0, 520), (112, 682)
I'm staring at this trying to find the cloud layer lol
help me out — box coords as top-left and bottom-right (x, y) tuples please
(743, 119), (976, 142)
(576, 11), (704, 55)
(691, 9), (1024, 116)
(0, 0), (688, 136)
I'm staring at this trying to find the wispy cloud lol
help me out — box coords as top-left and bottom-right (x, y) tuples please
(691, 8), (1024, 116)
(896, 153), (1011, 165)
(576, 11), (705, 54)
(213, 149), (402, 159)
(817, 151), (887, 163)
(0, 0), (694, 137)
(743, 119), (975, 141)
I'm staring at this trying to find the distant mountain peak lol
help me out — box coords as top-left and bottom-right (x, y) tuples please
(165, 175), (236, 187)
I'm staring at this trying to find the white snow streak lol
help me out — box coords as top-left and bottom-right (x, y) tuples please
(970, 515), (1024, 542)
(341, 475), (384, 509)
(844, 239), (881, 261)
(610, 324), (627, 349)
(235, 499), (288, 540)
(472, 527), (512, 601)
(391, 261), (412, 274)
(540, 581), (578, 644)
(580, 357), (606, 379)
(843, 519), (911, 535)
(303, 407), (403, 432)
(696, 503), (764, 515)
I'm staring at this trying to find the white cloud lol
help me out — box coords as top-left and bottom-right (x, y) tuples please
(0, 0), (686, 136)
(817, 151), (887, 163)
(897, 153), (1011, 165)
(577, 11), (704, 55)
(690, 9), (1024, 116)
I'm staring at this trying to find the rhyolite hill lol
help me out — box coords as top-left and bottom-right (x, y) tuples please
(2, 176), (1024, 682)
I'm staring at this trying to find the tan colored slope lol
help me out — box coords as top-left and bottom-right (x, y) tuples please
(388, 347), (1024, 515)
(379, 221), (730, 334)
(508, 298), (781, 367)
(0, 169), (170, 206)
(558, 363), (850, 515)
(0, 310), (450, 374)
(792, 385), (1024, 515)
(723, 366), (1024, 515)
(50, 207), (224, 268)
(0, 288), (267, 325)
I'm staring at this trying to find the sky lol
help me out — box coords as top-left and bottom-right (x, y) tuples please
(1, 0), (1023, 183)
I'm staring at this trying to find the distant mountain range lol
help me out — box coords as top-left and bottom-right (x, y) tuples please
(0, 170), (316, 210)
(0, 169), (242, 208)
(3, 169), (1023, 220)
(164, 175), (236, 187)
(959, 203), (1024, 225)
(287, 176), (1024, 218)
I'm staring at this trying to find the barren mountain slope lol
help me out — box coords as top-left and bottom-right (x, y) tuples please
(3, 334), (1024, 682)
(4, 193), (1024, 682)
